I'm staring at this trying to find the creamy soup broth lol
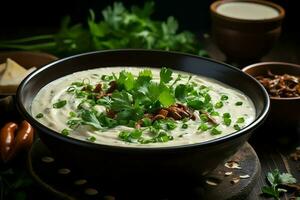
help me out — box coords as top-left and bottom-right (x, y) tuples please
(31, 67), (256, 147)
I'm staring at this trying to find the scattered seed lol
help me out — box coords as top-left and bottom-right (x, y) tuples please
(41, 156), (55, 163)
(230, 177), (240, 184)
(225, 171), (233, 176)
(225, 161), (241, 169)
(205, 180), (218, 186)
(239, 174), (250, 179)
(84, 188), (99, 196)
(58, 168), (71, 175)
(103, 195), (116, 200)
(74, 179), (87, 185)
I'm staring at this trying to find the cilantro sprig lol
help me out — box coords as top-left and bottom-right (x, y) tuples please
(262, 169), (297, 200)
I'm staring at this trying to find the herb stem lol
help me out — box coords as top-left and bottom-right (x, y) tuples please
(0, 34), (54, 44)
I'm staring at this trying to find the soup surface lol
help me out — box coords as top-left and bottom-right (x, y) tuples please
(31, 67), (256, 147)
(216, 2), (279, 20)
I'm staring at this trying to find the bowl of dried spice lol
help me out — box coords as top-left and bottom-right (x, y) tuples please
(243, 62), (300, 131)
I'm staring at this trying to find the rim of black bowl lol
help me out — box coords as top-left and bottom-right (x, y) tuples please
(16, 49), (270, 152)
(243, 61), (300, 101)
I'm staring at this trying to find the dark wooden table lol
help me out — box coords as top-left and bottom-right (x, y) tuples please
(204, 31), (300, 200)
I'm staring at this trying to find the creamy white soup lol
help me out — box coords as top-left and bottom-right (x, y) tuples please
(216, 2), (279, 20)
(31, 67), (256, 147)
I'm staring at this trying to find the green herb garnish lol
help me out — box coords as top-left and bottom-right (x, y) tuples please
(234, 124), (241, 131)
(211, 127), (222, 135)
(53, 100), (67, 109)
(182, 123), (188, 129)
(87, 136), (97, 142)
(235, 101), (243, 106)
(237, 117), (245, 123)
(262, 169), (297, 200)
(61, 129), (70, 136)
(221, 95), (228, 101)
(198, 123), (209, 132)
(215, 101), (223, 109)
(36, 113), (44, 118)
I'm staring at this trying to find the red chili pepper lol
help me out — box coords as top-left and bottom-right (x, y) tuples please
(0, 122), (18, 162)
(0, 121), (34, 162)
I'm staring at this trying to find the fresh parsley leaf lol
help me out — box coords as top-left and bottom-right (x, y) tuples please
(262, 169), (297, 200)
(80, 110), (102, 129)
(160, 67), (173, 84)
(158, 89), (175, 107)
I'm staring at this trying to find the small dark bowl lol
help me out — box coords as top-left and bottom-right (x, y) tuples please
(0, 51), (57, 121)
(16, 50), (269, 189)
(210, 0), (285, 64)
(242, 62), (300, 132)
(0, 51), (58, 96)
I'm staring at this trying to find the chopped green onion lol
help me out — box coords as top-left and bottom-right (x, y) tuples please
(211, 127), (222, 135)
(223, 113), (231, 118)
(210, 111), (219, 116)
(234, 124), (241, 131)
(69, 111), (77, 118)
(53, 100), (67, 109)
(200, 114), (209, 122)
(223, 118), (231, 126)
(87, 136), (96, 142)
(182, 123), (188, 129)
(61, 129), (70, 136)
(237, 117), (245, 123)
(221, 95), (228, 101)
(36, 113), (44, 118)
(198, 123), (209, 131)
(235, 101), (243, 106)
(215, 101), (223, 109)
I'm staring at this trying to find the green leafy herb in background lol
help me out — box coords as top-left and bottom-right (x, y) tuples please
(261, 169), (297, 200)
(0, 2), (207, 57)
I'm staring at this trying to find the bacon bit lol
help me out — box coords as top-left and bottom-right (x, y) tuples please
(93, 83), (102, 93)
(158, 109), (169, 117)
(96, 92), (105, 99)
(106, 110), (116, 119)
(168, 110), (182, 120)
(225, 171), (233, 176)
(152, 114), (166, 121)
(201, 111), (218, 125)
(106, 81), (117, 94)
(176, 108), (190, 118)
(230, 177), (240, 184)
(225, 161), (241, 169)
(256, 70), (300, 98)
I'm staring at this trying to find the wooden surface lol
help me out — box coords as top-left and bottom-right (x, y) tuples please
(203, 31), (300, 200)
(28, 140), (260, 200)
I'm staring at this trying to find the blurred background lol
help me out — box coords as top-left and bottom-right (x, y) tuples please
(0, 0), (299, 62)
(0, 1), (299, 35)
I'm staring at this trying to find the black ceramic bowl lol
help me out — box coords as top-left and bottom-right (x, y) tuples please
(16, 50), (269, 188)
